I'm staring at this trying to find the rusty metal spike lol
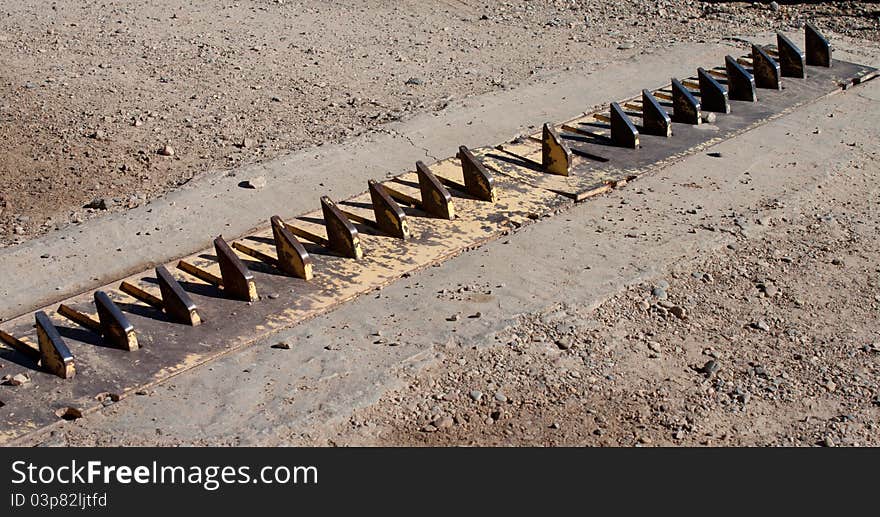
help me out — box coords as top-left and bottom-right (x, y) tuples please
(415, 161), (455, 219)
(609, 102), (639, 148)
(368, 180), (409, 240)
(214, 236), (258, 301)
(0, 328), (40, 361)
(271, 216), (313, 280)
(541, 123), (572, 176)
(156, 265), (201, 326)
(94, 291), (139, 351)
(777, 32), (806, 78)
(671, 78), (701, 125)
(698, 67), (730, 113)
(725, 55), (757, 102)
(640, 89), (671, 137)
(35, 311), (75, 379)
(752, 44), (781, 90)
(321, 196), (363, 259)
(805, 22), (831, 67)
(457, 146), (497, 202)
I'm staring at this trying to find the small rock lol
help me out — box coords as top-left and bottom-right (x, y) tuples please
(769, 1), (780, 12)
(158, 144), (175, 156)
(708, 152), (723, 158)
(422, 424), (438, 433)
(2, 373), (30, 386)
(469, 390), (483, 402)
(651, 287), (667, 300)
(831, 257), (843, 265)
(89, 129), (107, 140)
(699, 360), (720, 377)
(240, 176), (267, 189)
(239, 138), (256, 149)
(549, 422), (560, 429)
(494, 392), (508, 403)
(271, 342), (291, 350)
(446, 314), (460, 322)
(433, 415), (454, 429)
(84, 198), (111, 210)
(617, 42), (634, 50)
(753, 320), (770, 332)
(555, 337), (573, 350)
(405, 77), (423, 86)
(823, 436), (835, 447)
(701, 112), (717, 124)
(669, 306), (686, 320)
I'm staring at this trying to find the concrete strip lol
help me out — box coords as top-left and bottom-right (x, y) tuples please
(38, 58), (880, 446)
(1, 41), (763, 320)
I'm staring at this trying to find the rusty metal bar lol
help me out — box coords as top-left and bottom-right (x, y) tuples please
(415, 161), (455, 219)
(35, 311), (75, 379)
(725, 55), (757, 102)
(368, 180), (409, 240)
(57, 304), (101, 333)
(641, 89), (671, 137)
(805, 22), (831, 67)
(214, 237), (258, 302)
(321, 196), (363, 260)
(698, 67), (730, 113)
(457, 146), (497, 202)
(94, 291), (139, 351)
(777, 32), (806, 78)
(0, 329), (40, 361)
(231, 241), (278, 267)
(119, 281), (164, 309)
(671, 78), (701, 125)
(156, 265), (201, 326)
(542, 123), (572, 176)
(176, 260), (223, 287)
(609, 102), (639, 148)
(752, 44), (782, 89)
(270, 216), (313, 280)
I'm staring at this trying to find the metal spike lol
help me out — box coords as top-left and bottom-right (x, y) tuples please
(725, 55), (757, 102)
(640, 89), (671, 137)
(671, 78), (701, 125)
(271, 216), (313, 280)
(156, 265), (201, 326)
(805, 22), (831, 67)
(415, 161), (455, 219)
(752, 44), (782, 89)
(457, 146), (497, 202)
(94, 291), (139, 351)
(609, 102), (639, 148)
(698, 67), (730, 113)
(777, 32), (806, 78)
(321, 196), (363, 259)
(214, 237), (258, 301)
(35, 311), (75, 379)
(0, 328), (40, 361)
(542, 123), (572, 176)
(368, 180), (409, 240)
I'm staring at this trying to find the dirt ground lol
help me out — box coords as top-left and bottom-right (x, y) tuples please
(2, 1), (879, 245)
(328, 152), (880, 447)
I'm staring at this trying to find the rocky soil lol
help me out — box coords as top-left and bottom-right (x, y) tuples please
(2, 1), (879, 245)
(327, 150), (880, 447)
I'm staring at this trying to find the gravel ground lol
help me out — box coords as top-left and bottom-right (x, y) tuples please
(328, 146), (880, 447)
(2, 1), (879, 245)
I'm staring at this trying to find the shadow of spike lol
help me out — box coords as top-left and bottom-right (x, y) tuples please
(214, 237), (258, 302)
(368, 180), (409, 240)
(456, 146), (497, 202)
(805, 22), (831, 67)
(641, 89), (671, 137)
(541, 123), (572, 176)
(35, 311), (75, 379)
(156, 265), (201, 326)
(725, 55), (757, 102)
(271, 216), (313, 280)
(752, 44), (781, 89)
(671, 78), (701, 125)
(698, 67), (730, 113)
(415, 161), (455, 219)
(95, 291), (139, 351)
(777, 32), (806, 78)
(321, 196), (363, 260)
(609, 102), (639, 148)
